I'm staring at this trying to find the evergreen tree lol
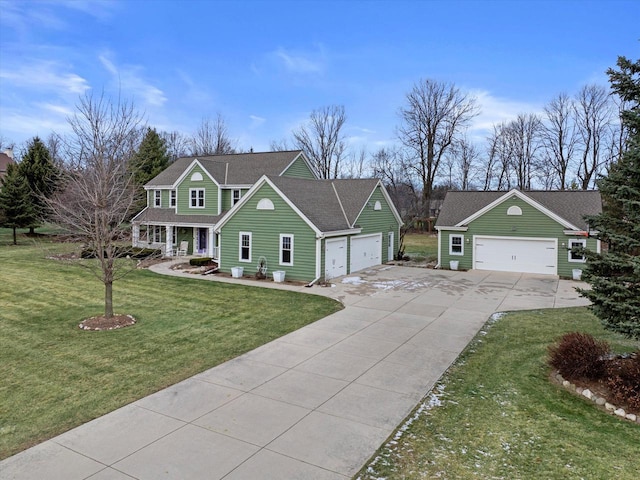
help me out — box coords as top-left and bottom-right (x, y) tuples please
(19, 136), (59, 233)
(129, 127), (170, 212)
(0, 163), (38, 244)
(579, 56), (640, 339)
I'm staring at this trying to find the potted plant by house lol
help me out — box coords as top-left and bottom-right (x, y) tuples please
(256, 256), (268, 279)
(273, 270), (286, 283)
(450, 260), (459, 270)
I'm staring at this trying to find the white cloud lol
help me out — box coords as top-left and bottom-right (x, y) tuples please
(249, 115), (266, 128)
(274, 47), (324, 74)
(469, 90), (543, 133)
(99, 53), (166, 107)
(0, 61), (90, 94)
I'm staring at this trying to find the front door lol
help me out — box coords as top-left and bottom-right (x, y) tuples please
(198, 228), (207, 254)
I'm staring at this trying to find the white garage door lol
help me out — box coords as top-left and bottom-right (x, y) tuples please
(474, 236), (557, 275)
(350, 233), (382, 273)
(325, 237), (347, 279)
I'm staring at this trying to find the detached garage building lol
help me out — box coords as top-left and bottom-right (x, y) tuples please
(435, 189), (602, 277)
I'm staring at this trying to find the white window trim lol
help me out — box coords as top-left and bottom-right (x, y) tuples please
(568, 238), (587, 263)
(239, 232), (252, 263)
(449, 234), (464, 256)
(154, 190), (161, 208)
(279, 234), (294, 266)
(189, 188), (205, 208)
(232, 189), (241, 205)
(170, 190), (176, 207)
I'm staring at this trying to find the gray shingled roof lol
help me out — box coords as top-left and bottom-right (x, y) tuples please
(435, 190), (602, 230)
(145, 150), (307, 187)
(267, 176), (380, 233)
(132, 208), (223, 225)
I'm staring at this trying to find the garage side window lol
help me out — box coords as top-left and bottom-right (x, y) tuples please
(568, 239), (586, 262)
(239, 232), (252, 262)
(450, 234), (464, 256)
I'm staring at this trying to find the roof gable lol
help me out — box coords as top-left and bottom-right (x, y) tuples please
(435, 189), (602, 231)
(145, 150), (306, 188)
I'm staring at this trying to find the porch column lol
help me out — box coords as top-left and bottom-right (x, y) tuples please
(165, 225), (174, 257)
(132, 223), (140, 247)
(208, 227), (215, 258)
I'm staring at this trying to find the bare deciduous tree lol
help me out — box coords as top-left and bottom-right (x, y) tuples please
(397, 79), (478, 216)
(575, 84), (614, 189)
(293, 105), (347, 179)
(442, 135), (479, 190)
(190, 113), (236, 156)
(541, 93), (578, 190)
(507, 113), (543, 190)
(340, 147), (369, 179)
(46, 92), (143, 319)
(269, 138), (292, 152)
(161, 130), (191, 162)
(371, 146), (419, 219)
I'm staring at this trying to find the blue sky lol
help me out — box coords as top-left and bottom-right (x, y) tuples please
(1, 0), (638, 154)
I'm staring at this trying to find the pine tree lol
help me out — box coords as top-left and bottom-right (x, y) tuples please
(0, 163), (38, 244)
(579, 56), (640, 339)
(129, 127), (170, 212)
(19, 136), (59, 233)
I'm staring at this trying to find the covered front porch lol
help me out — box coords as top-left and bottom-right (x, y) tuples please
(131, 208), (223, 259)
(132, 223), (219, 259)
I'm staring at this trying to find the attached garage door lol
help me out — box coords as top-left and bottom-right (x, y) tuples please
(474, 236), (557, 275)
(350, 233), (382, 273)
(325, 237), (347, 279)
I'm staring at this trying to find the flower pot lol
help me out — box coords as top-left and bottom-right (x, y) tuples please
(273, 270), (286, 283)
(572, 268), (582, 281)
(449, 260), (459, 271)
(231, 267), (244, 278)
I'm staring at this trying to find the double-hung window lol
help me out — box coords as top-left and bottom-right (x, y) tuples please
(568, 239), (587, 262)
(170, 190), (176, 207)
(232, 189), (241, 205)
(154, 190), (161, 207)
(449, 234), (464, 256)
(190, 188), (205, 208)
(280, 234), (293, 266)
(239, 232), (251, 262)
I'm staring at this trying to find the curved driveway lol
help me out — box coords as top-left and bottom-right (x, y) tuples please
(1, 264), (589, 480)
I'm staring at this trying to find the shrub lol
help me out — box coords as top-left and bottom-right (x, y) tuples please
(548, 332), (610, 381)
(606, 353), (640, 410)
(189, 257), (212, 266)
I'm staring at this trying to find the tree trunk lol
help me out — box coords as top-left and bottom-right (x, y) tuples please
(104, 281), (113, 318)
(12, 226), (17, 245)
(29, 226), (35, 235)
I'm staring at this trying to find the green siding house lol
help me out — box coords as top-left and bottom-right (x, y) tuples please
(131, 151), (316, 256)
(215, 175), (403, 283)
(131, 150), (403, 282)
(435, 189), (602, 277)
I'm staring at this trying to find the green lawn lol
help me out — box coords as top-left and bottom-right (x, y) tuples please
(0, 229), (342, 459)
(403, 232), (438, 262)
(358, 308), (640, 480)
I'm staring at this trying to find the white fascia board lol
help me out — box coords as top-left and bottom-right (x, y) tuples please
(321, 228), (362, 238)
(280, 151), (319, 179)
(221, 184), (252, 189)
(456, 189), (579, 230)
(352, 181), (404, 228)
(131, 207), (148, 223)
(563, 229), (589, 236)
(144, 185), (173, 190)
(435, 226), (468, 232)
(172, 159), (220, 189)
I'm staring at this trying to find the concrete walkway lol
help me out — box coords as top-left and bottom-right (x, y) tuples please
(1, 263), (589, 480)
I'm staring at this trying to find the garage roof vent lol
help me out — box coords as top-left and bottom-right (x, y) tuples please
(507, 205), (522, 216)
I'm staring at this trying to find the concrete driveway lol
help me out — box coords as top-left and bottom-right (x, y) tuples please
(0, 265), (589, 480)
